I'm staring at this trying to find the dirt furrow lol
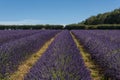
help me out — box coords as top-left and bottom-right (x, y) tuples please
(8, 36), (57, 80)
(71, 32), (104, 80)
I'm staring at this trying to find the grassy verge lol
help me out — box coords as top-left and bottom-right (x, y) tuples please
(71, 32), (106, 80)
(8, 36), (56, 80)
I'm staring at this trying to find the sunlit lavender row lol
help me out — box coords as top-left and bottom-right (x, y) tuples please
(0, 30), (60, 78)
(24, 31), (92, 80)
(72, 30), (120, 80)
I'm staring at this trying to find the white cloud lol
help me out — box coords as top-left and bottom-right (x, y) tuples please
(0, 19), (42, 25)
(0, 19), (66, 25)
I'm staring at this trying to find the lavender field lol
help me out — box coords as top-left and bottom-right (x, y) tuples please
(0, 30), (120, 80)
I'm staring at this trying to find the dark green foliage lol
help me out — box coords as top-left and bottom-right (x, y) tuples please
(97, 24), (120, 29)
(79, 8), (120, 25)
(65, 8), (120, 30)
(64, 24), (85, 30)
(0, 25), (64, 30)
(64, 24), (120, 30)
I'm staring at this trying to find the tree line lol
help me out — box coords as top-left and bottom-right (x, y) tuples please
(65, 8), (120, 29)
(0, 25), (64, 30)
(0, 24), (120, 30)
(0, 8), (120, 30)
(80, 8), (120, 25)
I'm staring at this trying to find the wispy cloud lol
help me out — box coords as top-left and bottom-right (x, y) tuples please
(0, 19), (42, 25)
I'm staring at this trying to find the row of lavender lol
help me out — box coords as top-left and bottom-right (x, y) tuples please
(0, 30), (43, 46)
(84, 30), (120, 44)
(0, 30), (60, 79)
(72, 30), (120, 80)
(24, 31), (92, 80)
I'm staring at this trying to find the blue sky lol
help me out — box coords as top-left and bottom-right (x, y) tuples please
(0, 0), (120, 25)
